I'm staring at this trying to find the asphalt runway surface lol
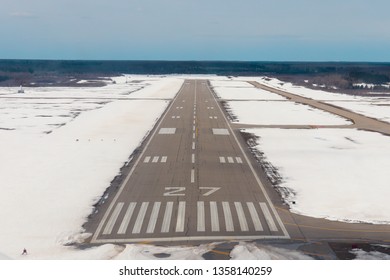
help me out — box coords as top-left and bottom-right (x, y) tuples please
(90, 80), (289, 244)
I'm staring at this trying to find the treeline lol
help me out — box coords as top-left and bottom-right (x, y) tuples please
(0, 60), (390, 87)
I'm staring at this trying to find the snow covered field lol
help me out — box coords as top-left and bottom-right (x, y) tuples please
(246, 128), (390, 224)
(0, 76), (185, 259)
(226, 101), (350, 125)
(255, 76), (390, 124)
(213, 78), (390, 226)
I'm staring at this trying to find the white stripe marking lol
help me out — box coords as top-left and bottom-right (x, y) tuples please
(260, 203), (278, 232)
(146, 202), (161, 234)
(132, 202), (149, 234)
(197, 201), (205, 232)
(192, 142), (195, 150)
(118, 202), (137, 234)
(144, 156), (151, 163)
(247, 202), (263, 231)
(161, 202), (173, 233)
(222, 202), (234, 232)
(227, 157), (234, 163)
(152, 156), (159, 163)
(210, 201), (220, 232)
(193, 132), (195, 139)
(191, 169), (195, 183)
(161, 156), (167, 163)
(236, 157), (243, 163)
(176, 201), (186, 232)
(103, 202), (124, 235)
(219, 156), (226, 163)
(192, 153), (195, 164)
(193, 125), (195, 131)
(234, 202), (249, 231)
(177, 116), (180, 119)
(214, 116), (218, 119)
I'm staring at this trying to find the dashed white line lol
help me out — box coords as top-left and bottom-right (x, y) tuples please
(152, 156), (159, 163)
(118, 202), (137, 234)
(227, 157), (234, 163)
(192, 142), (195, 150)
(191, 169), (195, 183)
(192, 153), (195, 164)
(236, 157), (243, 163)
(103, 202), (124, 235)
(219, 156), (226, 163)
(161, 156), (167, 163)
(193, 132), (196, 139)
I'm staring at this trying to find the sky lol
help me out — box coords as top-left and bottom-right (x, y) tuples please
(1, 0), (390, 61)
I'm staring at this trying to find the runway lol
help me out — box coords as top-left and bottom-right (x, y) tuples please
(90, 80), (289, 244)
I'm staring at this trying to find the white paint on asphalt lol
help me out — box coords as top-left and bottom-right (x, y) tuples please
(132, 202), (149, 234)
(103, 202), (124, 235)
(161, 202), (173, 233)
(192, 153), (195, 164)
(222, 201), (234, 232)
(118, 202), (137, 234)
(260, 202), (278, 232)
(212, 128), (229, 135)
(234, 202), (249, 232)
(159, 128), (176, 134)
(247, 202), (263, 231)
(197, 201), (205, 232)
(175, 201), (186, 232)
(152, 156), (159, 163)
(210, 201), (220, 232)
(227, 157), (234, 163)
(161, 156), (167, 163)
(192, 142), (195, 150)
(219, 156), (226, 163)
(236, 157), (243, 163)
(143, 156), (151, 163)
(191, 169), (195, 183)
(146, 202), (161, 234)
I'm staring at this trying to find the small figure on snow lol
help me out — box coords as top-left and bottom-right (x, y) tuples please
(22, 248), (28, 255)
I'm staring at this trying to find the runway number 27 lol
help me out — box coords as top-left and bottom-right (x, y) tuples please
(163, 187), (221, 197)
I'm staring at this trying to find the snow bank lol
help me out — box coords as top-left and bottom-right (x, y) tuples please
(246, 128), (390, 224)
(351, 249), (390, 260)
(230, 242), (312, 260)
(114, 244), (214, 260)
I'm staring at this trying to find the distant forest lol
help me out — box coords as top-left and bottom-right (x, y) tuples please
(1, 60), (390, 91)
